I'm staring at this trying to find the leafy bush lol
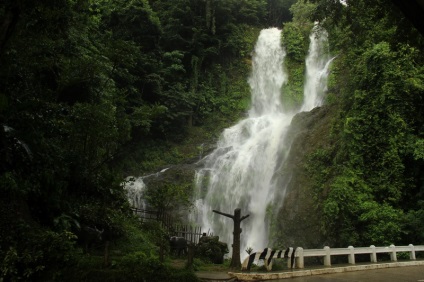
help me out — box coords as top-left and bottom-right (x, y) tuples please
(195, 236), (228, 264)
(0, 227), (79, 281)
(165, 268), (200, 282)
(118, 251), (168, 281)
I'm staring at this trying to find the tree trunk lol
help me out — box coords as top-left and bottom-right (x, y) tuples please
(212, 208), (250, 269)
(103, 240), (110, 267)
(230, 208), (242, 269)
(0, 3), (20, 56)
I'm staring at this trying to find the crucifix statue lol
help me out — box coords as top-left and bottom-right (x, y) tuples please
(212, 208), (250, 269)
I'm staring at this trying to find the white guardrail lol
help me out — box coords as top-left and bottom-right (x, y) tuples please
(294, 244), (424, 268)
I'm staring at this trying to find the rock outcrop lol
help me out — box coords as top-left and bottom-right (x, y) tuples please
(271, 105), (336, 248)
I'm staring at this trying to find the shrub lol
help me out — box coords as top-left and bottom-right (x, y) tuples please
(0, 227), (79, 281)
(118, 251), (169, 281)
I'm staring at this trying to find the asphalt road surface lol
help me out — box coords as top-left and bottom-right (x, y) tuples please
(272, 265), (424, 282)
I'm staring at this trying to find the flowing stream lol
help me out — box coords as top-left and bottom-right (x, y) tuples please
(192, 25), (333, 258)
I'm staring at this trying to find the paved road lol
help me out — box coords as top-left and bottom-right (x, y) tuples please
(273, 265), (424, 282)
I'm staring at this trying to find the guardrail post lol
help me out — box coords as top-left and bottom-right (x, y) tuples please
(324, 246), (331, 267)
(370, 245), (377, 263)
(390, 244), (397, 261)
(348, 246), (355, 264)
(409, 244), (416, 260)
(296, 247), (304, 269)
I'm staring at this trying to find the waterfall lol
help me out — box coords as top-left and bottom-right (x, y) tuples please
(192, 25), (333, 258)
(123, 167), (170, 210)
(301, 24), (334, 111)
(123, 176), (147, 210)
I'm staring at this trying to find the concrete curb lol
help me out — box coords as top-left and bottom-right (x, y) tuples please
(227, 260), (424, 281)
(196, 271), (236, 282)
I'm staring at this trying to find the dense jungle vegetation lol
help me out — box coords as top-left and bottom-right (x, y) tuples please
(306, 0), (424, 247)
(0, 0), (423, 280)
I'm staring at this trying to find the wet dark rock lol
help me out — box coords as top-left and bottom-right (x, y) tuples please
(273, 105), (336, 248)
(141, 142), (216, 189)
(142, 161), (204, 189)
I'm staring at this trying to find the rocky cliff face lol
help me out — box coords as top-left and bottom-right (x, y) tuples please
(271, 104), (336, 248)
(143, 104), (337, 249)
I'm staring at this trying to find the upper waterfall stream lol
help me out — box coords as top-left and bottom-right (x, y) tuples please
(192, 25), (333, 258)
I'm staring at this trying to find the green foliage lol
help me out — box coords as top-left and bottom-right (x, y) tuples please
(0, 227), (79, 281)
(321, 169), (404, 245)
(4, 0), (423, 277)
(145, 183), (193, 212)
(305, 0), (424, 247)
(118, 251), (168, 281)
(282, 22), (308, 62)
(405, 201), (424, 243)
(290, 0), (316, 25)
(281, 59), (305, 110)
(0, 0), (293, 279)
(0, 172), (23, 196)
(414, 139), (424, 160)
(280, 2), (316, 110)
(359, 202), (404, 244)
(267, 0), (297, 26)
(195, 236), (229, 264)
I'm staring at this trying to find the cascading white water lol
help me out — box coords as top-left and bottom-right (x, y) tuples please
(123, 168), (170, 210)
(301, 24), (333, 112)
(192, 25), (333, 258)
(124, 176), (147, 210)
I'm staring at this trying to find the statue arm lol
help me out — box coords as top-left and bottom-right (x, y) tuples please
(212, 209), (234, 219)
(240, 214), (250, 222)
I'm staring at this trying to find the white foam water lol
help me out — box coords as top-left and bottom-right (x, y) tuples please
(192, 24), (333, 258)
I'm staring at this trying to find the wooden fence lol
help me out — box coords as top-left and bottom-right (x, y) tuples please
(131, 207), (173, 228)
(131, 207), (205, 244)
(172, 225), (204, 245)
